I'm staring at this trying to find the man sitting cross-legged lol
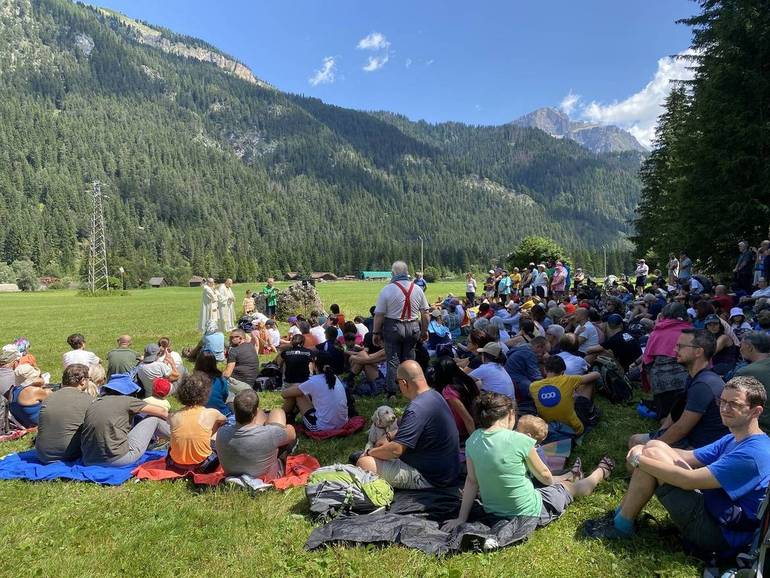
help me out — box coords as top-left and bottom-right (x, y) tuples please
(357, 360), (460, 489)
(529, 355), (600, 437)
(216, 389), (296, 479)
(585, 376), (770, 558)
(35, 364), (93, 464)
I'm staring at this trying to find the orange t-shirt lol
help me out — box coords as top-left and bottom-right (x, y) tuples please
(302, 333), (318, 348)
(169, 406), (224, 465)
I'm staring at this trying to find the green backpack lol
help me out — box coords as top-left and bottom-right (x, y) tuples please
(305, 464), (394, 521)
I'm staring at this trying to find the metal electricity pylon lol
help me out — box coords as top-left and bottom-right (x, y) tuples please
(88, 181), (110, 293)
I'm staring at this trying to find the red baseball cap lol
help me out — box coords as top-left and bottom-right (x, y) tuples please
(152, 377), (171, 398)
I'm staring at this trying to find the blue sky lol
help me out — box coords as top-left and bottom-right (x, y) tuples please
(92, 0), (696, 146)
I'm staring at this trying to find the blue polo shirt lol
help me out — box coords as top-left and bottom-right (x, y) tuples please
(694, 433), (770, 549)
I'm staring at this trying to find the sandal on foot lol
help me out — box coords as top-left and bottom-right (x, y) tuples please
(569, 457), (584, 481)
(597, 455), (615, 480)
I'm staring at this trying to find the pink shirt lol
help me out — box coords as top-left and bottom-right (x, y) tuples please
(442, 385), (468, 439)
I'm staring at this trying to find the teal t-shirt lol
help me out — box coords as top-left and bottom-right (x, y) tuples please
(465, 428), (542, 518)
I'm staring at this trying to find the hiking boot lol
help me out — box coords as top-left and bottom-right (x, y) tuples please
(582, 512), (634, 540)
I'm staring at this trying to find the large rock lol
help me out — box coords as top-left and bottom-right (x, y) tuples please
(277, 282), (325, 320)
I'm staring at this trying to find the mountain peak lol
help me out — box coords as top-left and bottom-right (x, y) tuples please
(512, 107), (646, 154)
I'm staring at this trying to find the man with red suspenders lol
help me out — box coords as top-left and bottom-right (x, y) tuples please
(372, 261), (430, 397)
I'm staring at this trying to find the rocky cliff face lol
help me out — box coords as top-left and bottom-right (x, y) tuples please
(570, 122), (647, 154)
(98, 8), (271, 89)
(512, 107), (646, 154)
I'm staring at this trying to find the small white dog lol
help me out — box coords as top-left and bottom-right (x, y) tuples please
(365, 405), (399, 451)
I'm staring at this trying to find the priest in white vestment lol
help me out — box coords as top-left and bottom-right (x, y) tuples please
(198, 278), (219, 333)
(218, 278), (236, 332)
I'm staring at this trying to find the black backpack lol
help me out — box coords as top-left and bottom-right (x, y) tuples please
(591, 355), (633, 404)
(254, 363), (282, 391)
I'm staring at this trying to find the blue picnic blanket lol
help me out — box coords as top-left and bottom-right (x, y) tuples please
(0, 450), (166, 485)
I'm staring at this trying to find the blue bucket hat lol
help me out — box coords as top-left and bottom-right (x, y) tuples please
(102, 373), (140, 396)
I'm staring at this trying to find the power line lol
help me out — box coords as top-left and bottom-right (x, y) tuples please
(87, 181), (110, 293)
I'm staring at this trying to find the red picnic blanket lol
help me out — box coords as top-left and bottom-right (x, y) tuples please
(0, 427), (36, 443)
(294, 415), (366, 440)
(131, 453), (320, 488)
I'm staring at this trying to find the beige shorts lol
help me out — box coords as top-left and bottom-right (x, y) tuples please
(374, 458), (433, 490)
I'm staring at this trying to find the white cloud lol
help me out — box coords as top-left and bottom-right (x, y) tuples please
(405, 58), (412, 69)
(363, 54), (389, 72)
(357, 32), (390, 51)
(559, 90), (581, 115)
(356, 32), (391, 72)
(567, 50), (696, 148)
(425, 59), (435, 66)
(309, 56), (337, 86)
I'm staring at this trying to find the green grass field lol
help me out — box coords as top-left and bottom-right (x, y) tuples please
(0, 282), (703, 577)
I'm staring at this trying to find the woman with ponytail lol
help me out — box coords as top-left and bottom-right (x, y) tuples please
(281, 352), (348, 432)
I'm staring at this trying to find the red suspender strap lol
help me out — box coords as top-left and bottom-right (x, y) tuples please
(393, 281), (416, 320)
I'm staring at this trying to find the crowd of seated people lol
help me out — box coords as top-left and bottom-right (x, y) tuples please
(3, 241), (770, 563)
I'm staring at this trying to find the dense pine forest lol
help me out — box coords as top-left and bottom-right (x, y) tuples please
(634, 0), (770, 273)
(0, 0), (644, 285)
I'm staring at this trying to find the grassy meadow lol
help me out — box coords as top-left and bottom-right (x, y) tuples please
(0, 281), (703, 577)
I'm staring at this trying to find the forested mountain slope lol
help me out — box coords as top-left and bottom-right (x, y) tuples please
(0, 0), (643, 283)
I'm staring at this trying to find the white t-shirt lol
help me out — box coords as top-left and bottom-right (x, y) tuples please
(533, 272), (548, 288)
(557, 351), (588, 375)
(577, 321), (600, 354)
(374, 280), (430, 321)
(62, 349), (100, 368)
(299, 374), (348, 431)
(159, 351), (183, 368)
(267, 328), (281, 347)
(470, 363), (514, 400)
(466, 278), (477, 293)
(288, 326), (301, 337)
(136, 361), (172, 391)
(355, 323), (369, 336)
(309, 326), (327, 345)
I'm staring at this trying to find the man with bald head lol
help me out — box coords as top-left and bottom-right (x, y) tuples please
(106, 335), (139, 378)
(712, 284), (734, 315)
(357, 360), (460, 489)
